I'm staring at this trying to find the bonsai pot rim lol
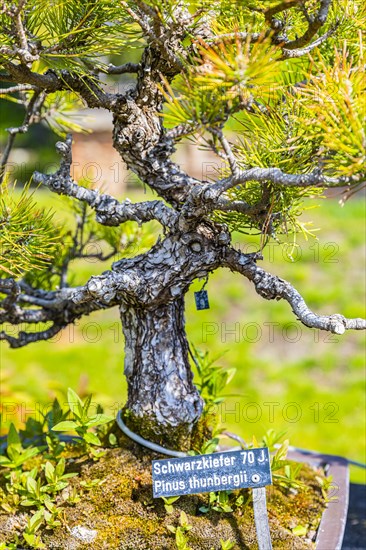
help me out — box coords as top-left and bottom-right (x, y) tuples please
(288, 449), (349, 550)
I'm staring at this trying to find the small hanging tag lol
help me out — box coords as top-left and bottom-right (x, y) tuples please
(194, 290), (209, 310)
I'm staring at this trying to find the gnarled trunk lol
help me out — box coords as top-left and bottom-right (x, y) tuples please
(120, 297), (204, 450)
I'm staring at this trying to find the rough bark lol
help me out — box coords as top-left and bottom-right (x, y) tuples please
(120, 298), (203, 450)
(112, 45), (200, 208)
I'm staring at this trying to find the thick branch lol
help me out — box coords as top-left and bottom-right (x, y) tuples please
(209, 168), (364, 196)
(224, 247), (366, 334)
(33, 136), (178, 229)
(0, 278), (20, 312)
(214, 197), (260, 215)
(107, 63), (141, 75)
(0, 275), (125, 348)
(0, 306), (50, 324)
(1, 64), (118, 110)
(281, 24), (338, 58)
(182, 168), (363, 222)
(0, 323), (65, 349)
(284, 0), (332, 50)
(110, 3), (206, 208)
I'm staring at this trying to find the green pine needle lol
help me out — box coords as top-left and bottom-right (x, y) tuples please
(0, 184), (62, 278)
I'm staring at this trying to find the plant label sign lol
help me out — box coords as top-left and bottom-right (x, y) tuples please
(152, 447), (272, 498)
(194, 290), (209, 310)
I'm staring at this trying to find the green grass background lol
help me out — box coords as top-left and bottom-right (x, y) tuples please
(1, 189), (365, 482)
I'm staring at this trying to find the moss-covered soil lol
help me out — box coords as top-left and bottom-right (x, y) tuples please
(0, 433), (327, 550)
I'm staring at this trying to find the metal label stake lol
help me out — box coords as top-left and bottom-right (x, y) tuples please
(253, 487), (272, 550)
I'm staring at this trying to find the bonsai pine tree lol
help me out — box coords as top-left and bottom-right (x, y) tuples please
(0, 0), (365, 450)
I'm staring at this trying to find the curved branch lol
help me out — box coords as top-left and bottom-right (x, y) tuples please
(0, 307), (50, 324)
(283, 0), (332, 50)
(107, 62), (141, 75)
(0, 278), (21, 293)
(281, 24), (338, 59)
(1, 63), (118, 110)
(183, 168), (364, 222)
(209, 167), (364, 196)
(265, 1), (302, 22)
(0, 323), (65, 349)
(0, 271), (126, 327)
(0, 286), (74, 309)
(0, 274), (128, 348)
(0, 278), (22, 321)
(224, 247), (366, 334)
(264, 0), (332, 51)
(33, 136), (178, 229)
